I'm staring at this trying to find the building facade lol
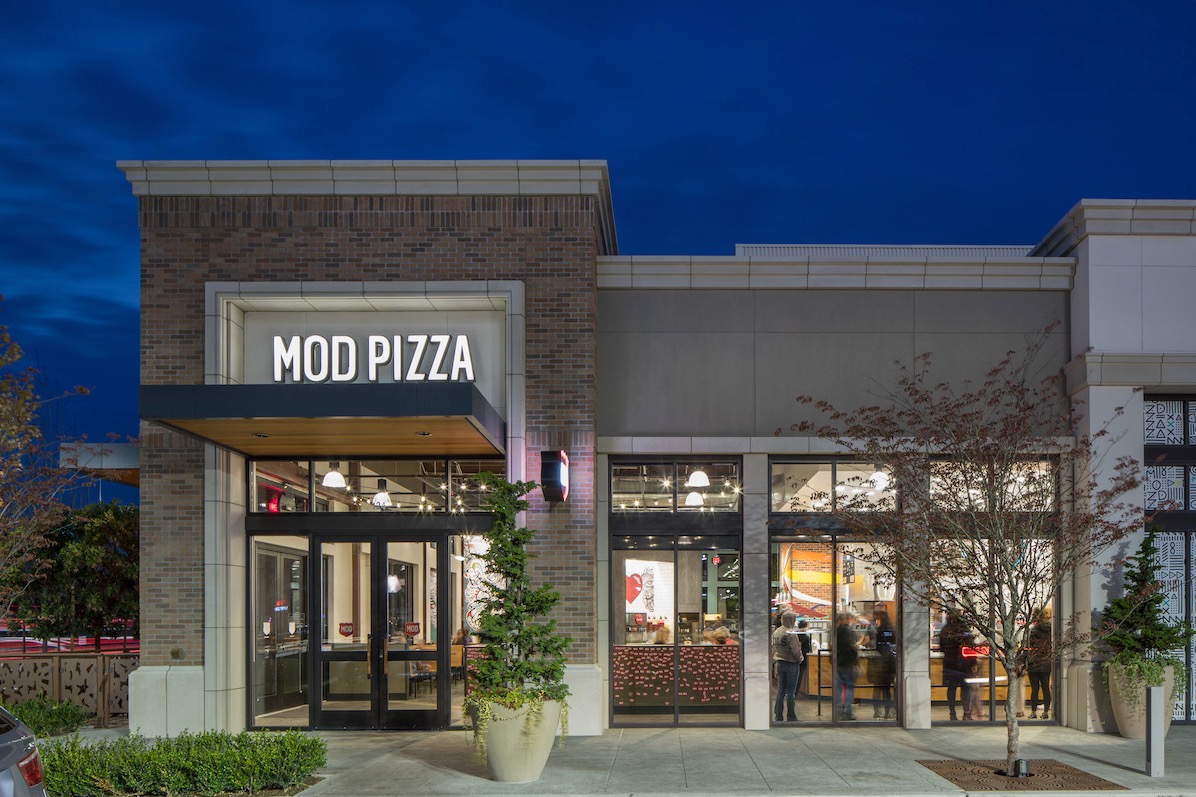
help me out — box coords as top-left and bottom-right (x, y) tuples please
(119, 161), (1196, 736)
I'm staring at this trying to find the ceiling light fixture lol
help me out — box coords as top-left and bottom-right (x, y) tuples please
(372, 479), (393, 509)
(322, 462), (346, 489)
(686, 468), (710, 488)
(685, 491), (705, 507)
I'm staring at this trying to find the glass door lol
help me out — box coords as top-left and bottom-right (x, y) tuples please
(312, 534), (450, 729)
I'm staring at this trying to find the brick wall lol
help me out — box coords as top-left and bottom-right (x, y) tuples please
(139, 194), (603, 667)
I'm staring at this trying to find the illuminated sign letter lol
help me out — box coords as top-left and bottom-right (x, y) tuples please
(274, 336), (301, 382)
(304, 335), (330, 382)
(406, 335), (428, 382)
(367, 335), (390, 382)
(331, 335), (357, 382)
(451, 336), (475, 382)
(427, 334), (451, 381)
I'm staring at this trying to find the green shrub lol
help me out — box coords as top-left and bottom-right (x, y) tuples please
(4, 694), (92, 737)
(40, 730), (327, 797)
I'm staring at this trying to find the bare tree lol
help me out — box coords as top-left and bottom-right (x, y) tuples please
(0, 302), (91, 631)
(780, 324), (1142, 776)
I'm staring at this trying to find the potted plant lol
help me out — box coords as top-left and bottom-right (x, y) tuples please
(463, 473), (571, 783)
(1101, 528), (1194, 738)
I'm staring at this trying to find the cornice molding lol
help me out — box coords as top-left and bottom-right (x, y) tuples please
(1032, 199), (1196, 258)
(1065, 351), (1196, 395)
(597, 255), (1074, 290)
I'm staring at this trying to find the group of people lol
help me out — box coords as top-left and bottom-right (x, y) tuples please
(772, 604), (1054, 724)
(771, 608), (897, 722)
(832, 609), (897, 721)
(939, 607), (1052, 721)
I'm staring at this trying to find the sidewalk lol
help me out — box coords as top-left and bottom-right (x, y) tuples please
(300, 724), (1196, 797)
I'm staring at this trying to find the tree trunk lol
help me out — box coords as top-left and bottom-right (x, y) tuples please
(1005, 674), (1021, 776)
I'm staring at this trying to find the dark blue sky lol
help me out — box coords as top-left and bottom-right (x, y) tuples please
(2, 0), (1195, 469)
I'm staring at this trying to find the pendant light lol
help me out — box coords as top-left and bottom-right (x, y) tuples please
(684, 490), (705, 507)
(685, 468), (710, 488)
(322, 462), (346, 489)
(372, 478), (393, 508)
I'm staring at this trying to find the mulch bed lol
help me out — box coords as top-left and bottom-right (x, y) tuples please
(917, 759), (1127, 791)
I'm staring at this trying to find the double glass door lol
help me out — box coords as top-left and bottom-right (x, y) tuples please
(252, 532), (462, 730)
(313, 534), (453, 729)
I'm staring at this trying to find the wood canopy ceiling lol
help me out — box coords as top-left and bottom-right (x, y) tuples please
(140, 383), (506, 458)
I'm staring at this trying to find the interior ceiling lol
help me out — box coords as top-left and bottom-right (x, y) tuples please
(159, 416), (503, 458)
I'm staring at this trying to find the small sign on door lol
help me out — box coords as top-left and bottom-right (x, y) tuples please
(404, 622), (421, 637)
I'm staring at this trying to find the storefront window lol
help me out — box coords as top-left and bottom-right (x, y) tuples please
(771, 461), (893, 512)
(253, 461), (312, 513)
(611, 461), (740, 513)
(253, 458), (504, 514)
(449, 459), (508, 512)
(611, 534), (742, 726)
(928, 460), (1054, 511)
(928, 539), (1056, 725)
(252, 536), (310, 727)
(770, 540), (899, 724)
(612, 463), (674, 510)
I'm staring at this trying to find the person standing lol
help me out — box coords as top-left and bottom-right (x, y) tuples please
(772, 611), (804, 722)
(871, 610), (897, 719)
(939, 612), (972, 721)
(795, 619), (814, 698)
(835, 611), (860, 721)
(1027, 607), (1053, 720)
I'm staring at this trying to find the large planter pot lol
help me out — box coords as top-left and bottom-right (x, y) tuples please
(483, 699), (562, 783)
(1108, 663), (1176, 739)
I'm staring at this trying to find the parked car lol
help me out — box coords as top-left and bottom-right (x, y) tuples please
(0, 706), (45, 797)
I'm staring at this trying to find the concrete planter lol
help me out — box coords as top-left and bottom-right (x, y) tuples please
(1108, 663), (1176, 739)
(483, 700), (562, 783)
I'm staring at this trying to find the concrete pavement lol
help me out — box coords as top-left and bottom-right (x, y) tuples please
(299, 723), (1196, 796)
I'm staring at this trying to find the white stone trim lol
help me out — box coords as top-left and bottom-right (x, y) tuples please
(1065, 351), (1196, 393)
(118, 159), (610, 199)
(1034, 199), (1196, 257)
(597, 255), (1074, 290)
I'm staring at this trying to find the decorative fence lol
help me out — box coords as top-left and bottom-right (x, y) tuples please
(0, 654), (139, 727)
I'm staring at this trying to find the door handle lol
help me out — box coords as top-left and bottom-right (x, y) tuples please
(366, 632), (372, 679)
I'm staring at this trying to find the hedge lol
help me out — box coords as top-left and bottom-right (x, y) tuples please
(40, 730), (327, 797)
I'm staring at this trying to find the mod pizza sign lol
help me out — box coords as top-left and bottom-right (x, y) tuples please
(240, 309), (505, 391)
(272, 334), (476, 383)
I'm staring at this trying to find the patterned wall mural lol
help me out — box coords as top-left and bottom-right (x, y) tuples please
(1144, 398), (1194, 722)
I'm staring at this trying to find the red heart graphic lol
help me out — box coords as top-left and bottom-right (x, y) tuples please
(625, 573), (643, 604)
